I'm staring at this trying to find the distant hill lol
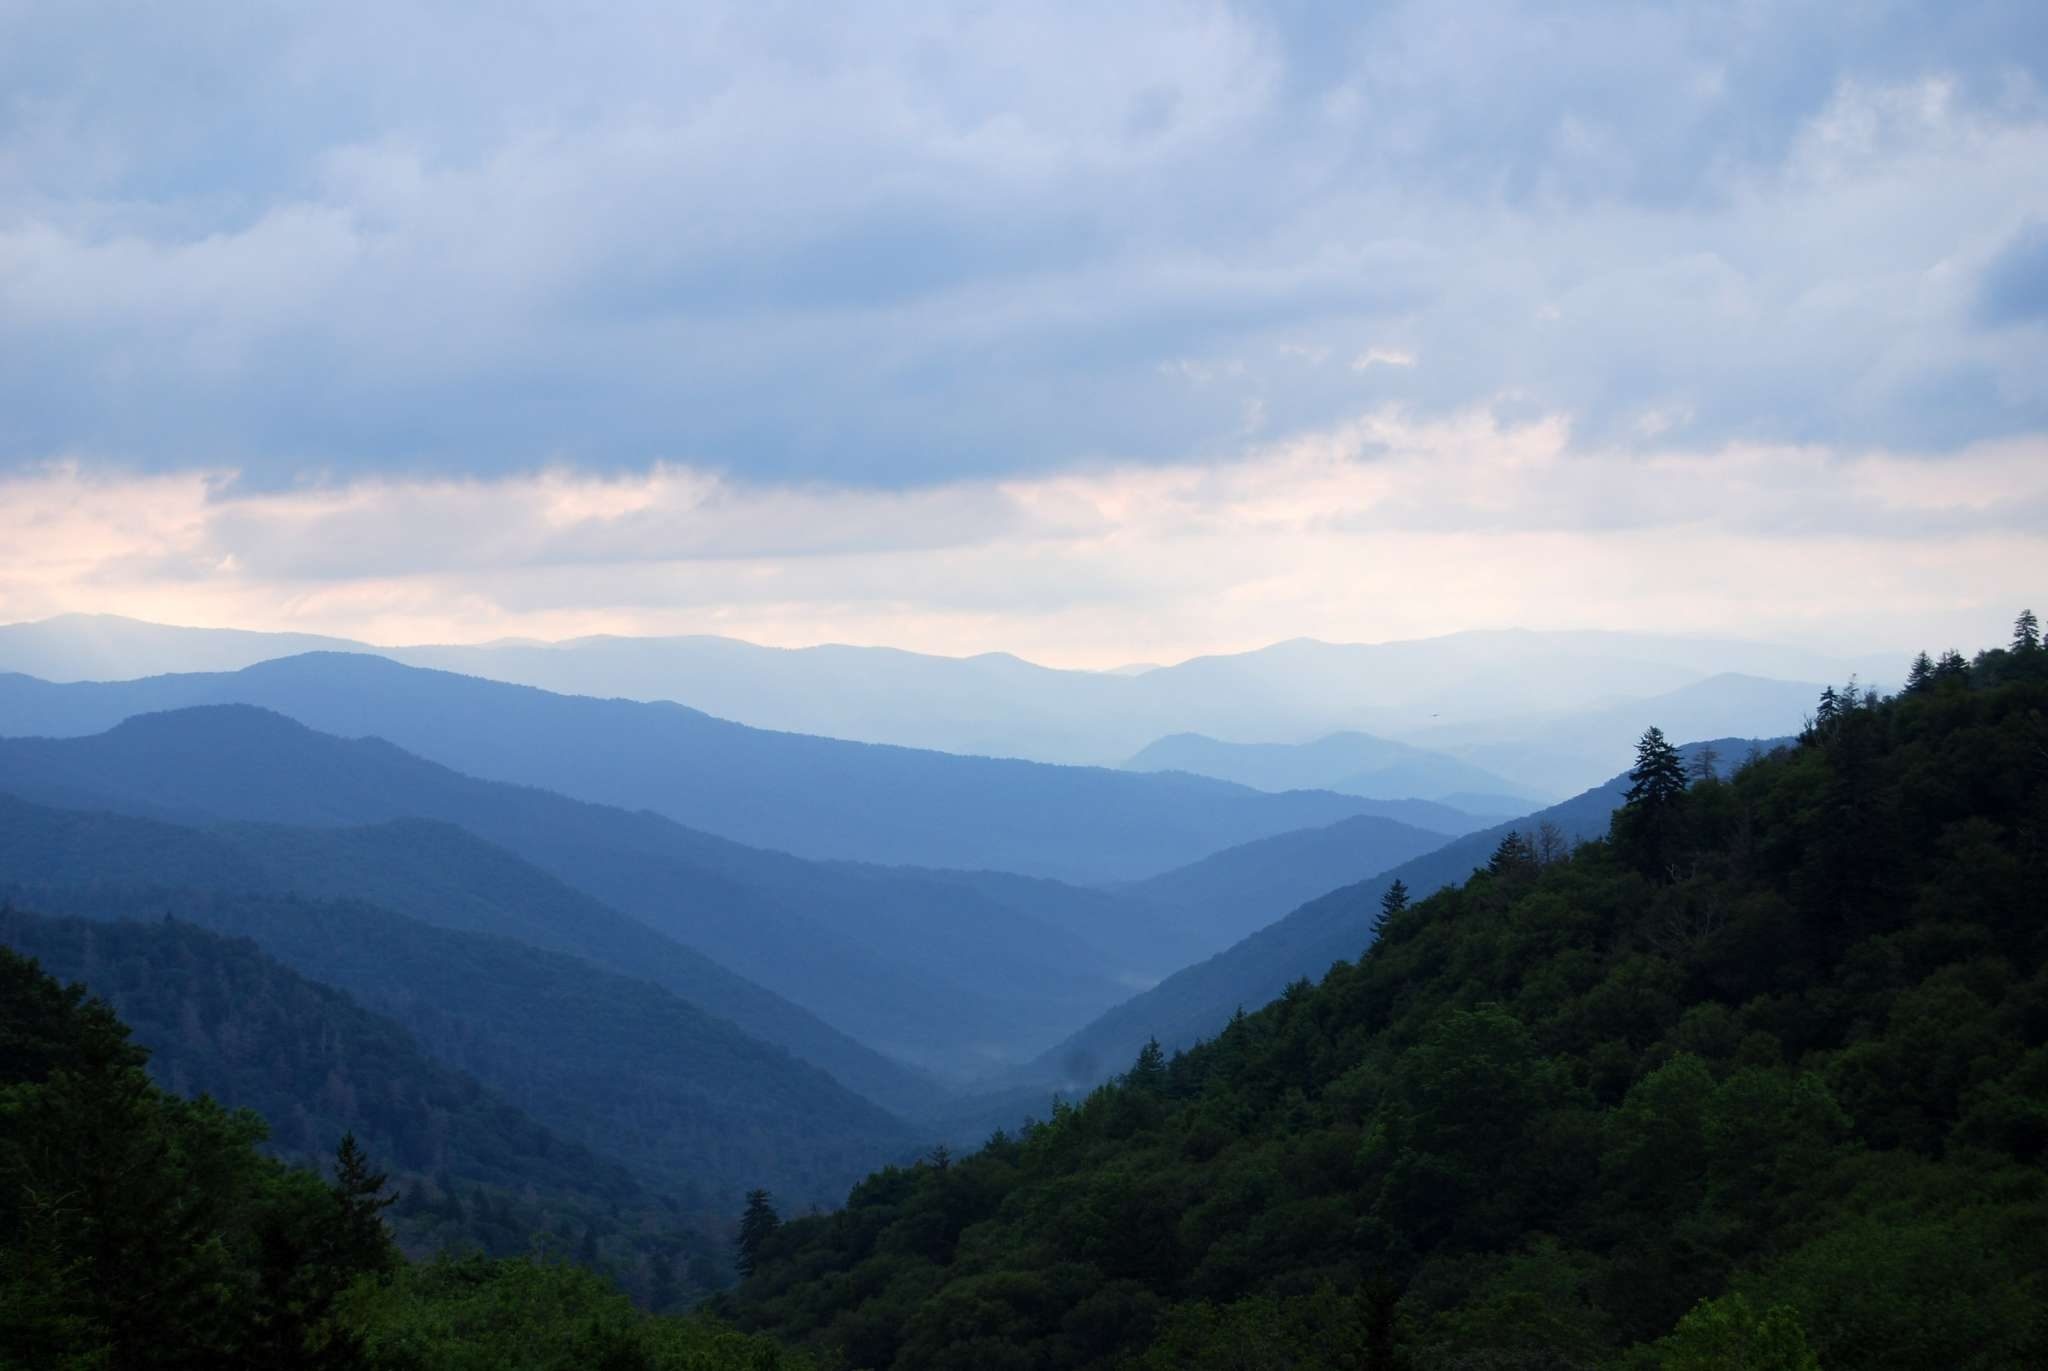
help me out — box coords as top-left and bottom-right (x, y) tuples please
(1123, 730), (1548, 806)
(0, 653), (1399, 884)
(0, 707), (1154, 1076)
(1412, 672), (1836, 794)
(0, 905), (731, 1297)
(3, 875), (913, 1210)
(0, 789), (935, 1113)
(1117, 813), (1460, 956)
(1029, 736), (1780, 1088)
(0, 614), (1899, 773)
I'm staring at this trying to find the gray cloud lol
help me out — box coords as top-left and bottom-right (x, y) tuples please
(2, 1), (2046, 488)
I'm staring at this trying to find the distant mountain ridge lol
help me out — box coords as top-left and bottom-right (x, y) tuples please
(0, 614), (1900, 787)
(1123, 730), (1550, 805)
(0, 653), (1400, 886)
(0, 704), (1198, 1077)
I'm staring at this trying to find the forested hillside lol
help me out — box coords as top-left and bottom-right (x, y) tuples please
(0, 914), (744, 1312)
(0, 940), (805, 1365)
(0, 790), (940, 1120)
(1037, 735), (1770, 1089)
(719, 635), (2048, 1369)
(0, 874), (915, 1211)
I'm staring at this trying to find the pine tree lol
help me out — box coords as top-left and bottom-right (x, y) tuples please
(331, 1131), (395, 1276)
(736, 1189), (780, 1279)
(1689, 743), (1720, 784)
(1130, 1038), (1168, 1093)
(1374, 879), (1410, 938)
(1905, 651), (1935, 693)
(1488, 831), (1538, 878)
(1624, 727), (1686, 809)
(1812, 684), (1840, 732)
(1935, 649), (1970, 684)
(2014, 609), (2041, 652)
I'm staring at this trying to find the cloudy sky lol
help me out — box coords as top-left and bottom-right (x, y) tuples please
(3, 1), (2044, 665)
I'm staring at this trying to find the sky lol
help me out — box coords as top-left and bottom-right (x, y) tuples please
(2, 1), (2044, 666)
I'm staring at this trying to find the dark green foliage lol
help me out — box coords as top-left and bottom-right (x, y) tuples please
(0, 909), (733, 1304)
(1040, 736), (1763, 1089)
(0, 947), (804, 1367)
(722, 641), (2048, 1369)
(2014, 608), (2040, 652)
(1373, 879), (1409, 940)
(0, 869), (914, 1209)
(737, 1191), (782, 1279)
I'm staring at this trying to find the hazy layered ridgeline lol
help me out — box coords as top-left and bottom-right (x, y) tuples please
(0, 615), (1890, 795)
(6, 2), (2040, 1362)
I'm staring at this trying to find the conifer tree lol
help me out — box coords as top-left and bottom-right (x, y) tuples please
(1130, 1038), (1168, 1092)
(736, 1189), (780, 1279)
(331, 1131), (396, 1276)
(1488, 831), (1538, 878)
(1905, 651), (1935, 693)
(2014, 608), (2041, 652)
(1624, 727), (1687, 809)
(1374, 879), (1410, 938)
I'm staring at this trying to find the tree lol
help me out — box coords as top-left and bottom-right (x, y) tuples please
(2014, 608), (2041, 652)
(1812, 685), (1841, 732)
(1374, 880), (1410, 938)
(1689, 743), (1720, 785)
(1625, 727), (1686, 810)
(1535, 819), (1570, 865)
(332, 1132), (396, 1276)
(1935, 649), (1970, 684)
(735, 1189), (780, 1279)
(1488, 831), (1538, 879)
(1905, 651), (1936, 692)
(1130, 1038), (1168, 1093)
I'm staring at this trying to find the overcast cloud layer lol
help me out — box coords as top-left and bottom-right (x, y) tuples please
(2, 1), (2044, 660)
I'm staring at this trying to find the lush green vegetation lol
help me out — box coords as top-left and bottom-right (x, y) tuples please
(0, 941), (807, 1368)
(719, 629), (2048, 1368)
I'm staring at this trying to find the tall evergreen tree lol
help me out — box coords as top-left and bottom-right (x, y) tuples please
(735, 1189), (780, 1279)
(2014, 608), (2041, 652)
(1905, 651), (1936, 693)
(1624, 727), (1687, 809)
(1374, 879), (1410, 939)
(1487, 831), (1538, 879)
(1129, 1038), (1168, 1093)
(332, 1132), (396, 1276)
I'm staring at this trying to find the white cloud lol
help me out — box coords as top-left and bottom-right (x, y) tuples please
(4, 412), (2041, 665)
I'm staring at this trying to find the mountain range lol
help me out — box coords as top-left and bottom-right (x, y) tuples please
(0, 652), (1405, 885)
(0, 614), (1894, 794)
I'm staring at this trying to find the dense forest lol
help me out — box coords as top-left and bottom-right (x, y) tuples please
(0, 939), (806, 1369)
(717, 626), (2048, 1368)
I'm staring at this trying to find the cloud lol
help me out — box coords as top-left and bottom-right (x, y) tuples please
(4, 412), (2041, 665)
(1977, 219), (2048, 325)
(1, 1), (2045, 486)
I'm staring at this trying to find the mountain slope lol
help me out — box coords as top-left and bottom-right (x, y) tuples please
(1124, 731), (1547, 805)
(0, 706), (1132, 1075)
(1117, 813), (1460, 958)
(1035, 736), (1775, 1086)
(0, 906), (726, 1289)
(0, 789), (935, 1115)
(0, 652), (1396, 884)
(2, 871), (913, 1209)
(720, 643), (2048, 1370)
